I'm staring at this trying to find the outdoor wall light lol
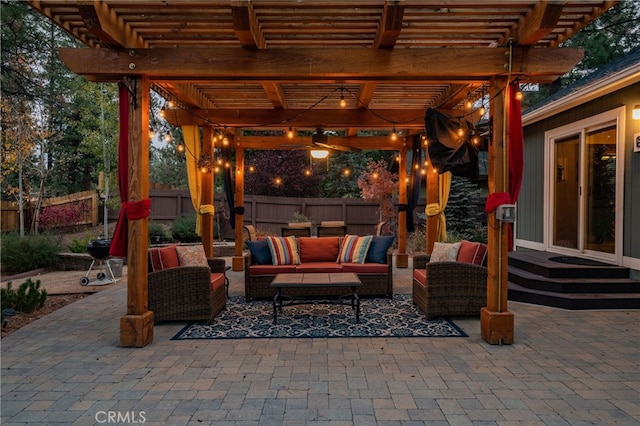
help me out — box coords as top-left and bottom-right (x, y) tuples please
(310, 149), (329, 159)
(496, 204), (516, 223)
(633, 104), (640, 120)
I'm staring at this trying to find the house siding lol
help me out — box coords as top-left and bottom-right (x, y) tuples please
(520, 82), (640, 262)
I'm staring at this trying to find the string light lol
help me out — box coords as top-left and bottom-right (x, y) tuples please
(149, 128), (155, 139)
(343, 168), (350, 176)
(287, 127), (294, 139)
(390, 127), (398, 141)
(457, 127), (465, 137)
(274, 177), (282, 186)
(159, 107), (166, 118)
(515, 90), (524, 101)
(166, 99), (176, 109)
(304, 169), (312, 176)
(165, 131), (172, 142)
(339, 87), (346, 108)
(248, 165), (256, 173)
(177, 143), (184, 153)
(479, 105), (486, 116)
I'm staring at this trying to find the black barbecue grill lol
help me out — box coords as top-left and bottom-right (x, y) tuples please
(81, 239), (116, 285)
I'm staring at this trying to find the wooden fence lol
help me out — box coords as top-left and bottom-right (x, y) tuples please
(3, 189), (486, 240)
(1, 190), (99, 233)
(107, 190), (428, 239)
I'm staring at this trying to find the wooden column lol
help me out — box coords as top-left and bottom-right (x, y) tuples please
(396, 146), (408, 268)
(232, 145), (245, 271)
(201, 127), (215, 258)
(481, 76), (514, 345)
(425, 157), (438, 255)
(120, 75), (154, 348)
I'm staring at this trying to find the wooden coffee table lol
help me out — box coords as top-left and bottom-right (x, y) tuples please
(269, 273), (362, 324)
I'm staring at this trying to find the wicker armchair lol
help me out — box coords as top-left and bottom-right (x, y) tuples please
(148, 258), (227, 323)
(412, 254), (487, 319)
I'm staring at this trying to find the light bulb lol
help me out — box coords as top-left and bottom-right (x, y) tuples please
(343, 169), (350, 176)
(159, 107), (166, 118)
(287, 127), (294, 139)
(515, 91), (523, 101)
(167, 99), (176, 109)
(479, 106), (486, 116)
(457, 128), (464, 137)
(465, 100), (472, 110)
(165, 131), (172, 142)
(200, 166), (208, 173)
(248, 165), (255, 172)
(340, 96), (346, 108)
(390, 128), (398, 141)
(149, 129), (155, 139)
(177, 144), (184, 153)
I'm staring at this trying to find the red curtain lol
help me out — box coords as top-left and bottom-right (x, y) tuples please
(109, 84), (130, 257)
(484, 82), (524, 251)
(109, 83), (151, 257)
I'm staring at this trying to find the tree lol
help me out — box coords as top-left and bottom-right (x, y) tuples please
(245, 150), (324, 197)
(357, 159), (398, 222)
(522, 1), (640, 108)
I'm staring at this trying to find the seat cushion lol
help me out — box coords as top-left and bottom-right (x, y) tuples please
(149, 248), (163, 271)
(210, 272), (225, 292)
(295, 262), (343, 273)
(267, 235), (301, 265)
(457, 240), (488, 266)
(299, 237), (340, 263)
(337, 235), (373, 264)
(429, 242), (461, 263)
(341, 263), (388, 274)
(413, 269), (427, 287)
(176, 245), (209, 267)
(158, 244), (180, 269)
(365, 236), (394, 264)
(247, 239), (273, 265)
(249, 264), (297, 275)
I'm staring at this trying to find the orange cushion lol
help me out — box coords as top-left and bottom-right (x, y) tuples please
(158, 245), (180, 269)
(249, 264), (297, 275)
(210, 273), (225, 292)
(299, 237), (340, 263)
(457, 240), (488, 266)
(295, 262), (343, 273)
(149, 248), (163, 271)
(341, 263), (389, 274)
(413, 269), (427, 286)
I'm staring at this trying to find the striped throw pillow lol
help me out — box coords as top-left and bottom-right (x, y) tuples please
(266, 235), (301, 265)
(337, 235), (373, 264)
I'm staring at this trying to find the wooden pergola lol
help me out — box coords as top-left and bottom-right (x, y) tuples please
(28, 0), (616, 347)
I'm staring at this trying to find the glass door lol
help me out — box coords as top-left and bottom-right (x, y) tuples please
(584, 125), (616, 254)
(553, 134), (580, 249)
(549, 124), (618, 257)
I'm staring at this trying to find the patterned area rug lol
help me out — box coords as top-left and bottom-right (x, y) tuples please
(171, 295), (467, 340)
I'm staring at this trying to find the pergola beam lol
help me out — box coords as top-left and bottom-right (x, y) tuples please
(164, 108), (426, 129)
(234, 135), (405, 151)
(59, 47), (584, 83)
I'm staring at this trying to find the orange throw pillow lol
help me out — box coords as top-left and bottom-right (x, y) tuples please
(457, 240), (488, 266)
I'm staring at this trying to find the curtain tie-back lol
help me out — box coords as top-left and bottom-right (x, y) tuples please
(199, 204), (215, 215)
(123, 199), (151, 220)
(425, 203), (442, 217)
(485, 192), (511, 213)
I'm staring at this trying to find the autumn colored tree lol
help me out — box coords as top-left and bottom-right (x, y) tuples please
(357, 159), (398, 222)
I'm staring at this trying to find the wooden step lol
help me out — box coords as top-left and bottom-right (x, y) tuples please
(508, 282), (640, 310)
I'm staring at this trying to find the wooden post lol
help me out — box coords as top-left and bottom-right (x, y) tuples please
(120, 75), (154, 348)
(425, 155), (438, 255)
(201, 126), (215, 258)
(396, 145), (408, 268)
(232, 144), (245, 271)
(481, 76), (514, 345)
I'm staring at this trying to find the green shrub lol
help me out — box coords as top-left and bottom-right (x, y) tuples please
(1, 279), (48, 313)
(149, 221), (173, 244)
(68, 233), (93, 253)
(171, 215), (200, 242)
(0, 232), (61, 274)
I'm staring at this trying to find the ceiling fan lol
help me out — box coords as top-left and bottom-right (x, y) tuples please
(281, 127), (360, 153)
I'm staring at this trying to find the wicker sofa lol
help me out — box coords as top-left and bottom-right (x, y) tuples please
(244, 235), (394, 301)
(147, 244), (227, 323)
(412, 241), (488, 319)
